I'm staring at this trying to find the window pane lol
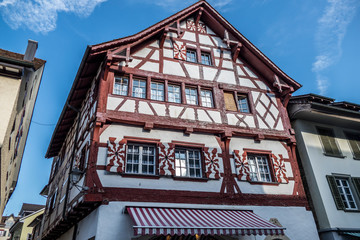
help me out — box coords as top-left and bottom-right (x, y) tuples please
(186, 50), (197, 63)
(168, 85), (181, 103)
(175, 148), (201, 178)
(126, 144), (155, 175)
(114, 77), (128, 96)
(247, 155), (272, 182)
(237, 94), (250, 113)
(151, 82), (164, 101)
(185, 87), (198, 105)
(335, 177), (358, 210)
(132, 79), (146, 98)
(201, 90), (213, 107)
(201, 52), (211, 65)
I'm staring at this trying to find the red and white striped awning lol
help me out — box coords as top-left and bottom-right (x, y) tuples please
(127, 207), (285, 236)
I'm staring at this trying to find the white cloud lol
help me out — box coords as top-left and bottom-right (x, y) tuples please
(0, 0), (106, 33)
(312, 0), (359, 94)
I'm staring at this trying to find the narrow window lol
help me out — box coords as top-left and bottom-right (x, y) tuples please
(113, 77), (128, 96)
(175, 148), (202, 178)
(224, 92), (237, 111)
(317, 127), (342, 157)
(126, 144), (156, 175)
(201, 52), (211, 65)
(200, 89), (213, 107)
(248, 155), (272, 182)
(237, 94), (250, 113)
(345, 132), (360, 159)
(185, 87), (198, 105)
(151, 82), (164, 101)
(132, 79), (146, 98)
(168, 85), (181, 103)
(186, 49), (197, 63)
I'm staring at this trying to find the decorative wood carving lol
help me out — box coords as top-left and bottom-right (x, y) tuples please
(272, 154), (289, 183)
(173, 41), (186, 60)
(106, 138), (126, 173)
(158, 143), (175, 176)
(234, 150), (251, 181)
(203, 147), (221, 179)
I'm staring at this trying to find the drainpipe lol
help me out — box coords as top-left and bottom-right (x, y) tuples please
(62, 102), (81, 220)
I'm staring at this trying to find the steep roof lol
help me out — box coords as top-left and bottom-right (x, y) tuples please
(45, 0), (300, 158)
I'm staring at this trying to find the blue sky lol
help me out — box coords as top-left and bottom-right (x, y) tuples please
(1, 0), (359, 215)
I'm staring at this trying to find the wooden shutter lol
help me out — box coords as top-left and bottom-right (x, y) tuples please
(346, 133), (360, 159)
(317, 128), (341, 156)
(326, 175), (345, 210)
(224, 92), (237, 111)
(352, 177), (360, 198)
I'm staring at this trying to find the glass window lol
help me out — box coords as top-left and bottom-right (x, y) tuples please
(132, 79), (146, 98)
(201, 52), (211, 65)
(126, 144), (155, 175)
(186, 49), (197, 63)
(168, 85), (181, 103)
(151, 82), (164, 101)
(185, 87), (198, 105)
(317, 127), (342, 156)
(175, 148), (202, 178)
(237, 94), (250, 113)
(113, 77), (128, 96)
(336, 178), (357, 210)
(200, 89), (213, 107)
(248, 155), (272, 182)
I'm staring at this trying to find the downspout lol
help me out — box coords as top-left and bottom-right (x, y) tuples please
(72, 222), (78, 240)
(62, 102), (81, 220)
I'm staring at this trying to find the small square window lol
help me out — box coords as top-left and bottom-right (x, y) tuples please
(132, 79), (146, 98)
(151, 82), (164, 101)
(200, 89), (213, 107)
(185, 87), (198, 105)
(168, 85), (181, 103)
(175, 148), (202, 178)
(248, 155), (272, 182)
(126, 144), (156, 175)
(113, 77), (128, 96)
(186, 49), (197, 63)
(201, 52), (211, 65)
(237, 94), (250, 113)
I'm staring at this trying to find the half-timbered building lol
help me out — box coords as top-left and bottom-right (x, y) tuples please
(42, 1), (318, 239)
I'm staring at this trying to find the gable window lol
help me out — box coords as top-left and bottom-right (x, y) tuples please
(151, 82), (164, 101)
(200, 89), (213, 107)
(185, 87), (198, 105)
(132, 79), (146, 98)
(126, 144), (156, 175)
(327, 175), (360, 210)
(186, 49), (197, 63)
(175, 148), (202, 178)
(345, 132), (360, 159)
(114, 77), (128, 96)
(168, 84), (181, 103)
(317, 127), (342, 157)
(248, 154), (272, 182)
(237, 94), (250, 113)
(201, 52), (212, 65)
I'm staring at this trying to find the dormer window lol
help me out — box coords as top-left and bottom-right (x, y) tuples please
(186, 49), (197, 63)
(201, 52), (211, 65)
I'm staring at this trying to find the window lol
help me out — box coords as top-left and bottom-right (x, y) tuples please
(175, 148), (202, 178)
(224, 92), (237, 111)
(113, 77), (129, 96)
(200, 89), (213, 107)
(151, 82), (164, 101)
(237, 94), (250, 113)
(317, 127), (342, 157)
(186, 49), (197, 63)
(248, 155), (272, 182)
(345, 132), (360, 159)
(327, 175), (360, 210)
(126, 144), (156, 175)
(132, 79), (146, 98)
(26, 233), (32, 240)
(185, 87), (198, 105)
(49, 190), (57, 212)
(168, 84), (181, 103)
(201, 52), (211, 65)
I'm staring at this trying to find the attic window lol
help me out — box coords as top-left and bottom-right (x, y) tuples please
(201, 52), (211, 65)
(186, 49), (197, 63)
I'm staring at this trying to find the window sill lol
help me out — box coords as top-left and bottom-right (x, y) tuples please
(173, 176), (208, 182)
(120, 173), (160, 179)
(225, 109), (252, 115)
(323, 153), (346, 158)
(246, 181), (280, 186)
(343, 209), (360, 213)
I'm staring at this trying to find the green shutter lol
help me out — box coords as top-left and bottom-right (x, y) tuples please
(352, 177), (360, 198)
(318, 127), (341, 156)
(346, 133), (360, 159)
(326, 175), (345, 210)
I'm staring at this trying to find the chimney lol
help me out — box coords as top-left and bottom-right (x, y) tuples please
(23, 40), (38, 61)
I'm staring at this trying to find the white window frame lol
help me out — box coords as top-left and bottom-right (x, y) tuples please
(185, 87), (198, 105)
(248, 155), (272, 182)
(186, 49), (197, 63)
(126, 144), (156, 175)
(335, 177), (358, 210)
(200, 89), (213, 107)
(151, 82), (164, 101)
(113, 77), (128, 96)
(132, 79), (146, 98)
(175, 148), (202, 178)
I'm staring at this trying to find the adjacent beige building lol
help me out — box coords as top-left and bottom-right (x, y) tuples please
(0, 40), (46, 215)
